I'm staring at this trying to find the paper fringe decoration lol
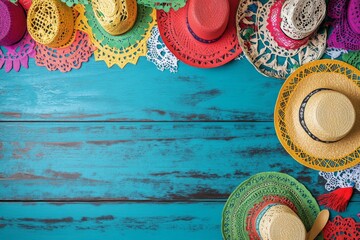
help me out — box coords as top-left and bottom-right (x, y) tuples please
(137, 0), (186, 12)
(342, 51), (360, 70)
(0, 33), (36, 72)
(61, 0), (89, 7)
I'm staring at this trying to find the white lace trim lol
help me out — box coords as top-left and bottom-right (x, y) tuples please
(325, 47), (348, 59)
(319, 164), (360, 191)
(147, 26), (178, 73)
(235, 53), (245, 60)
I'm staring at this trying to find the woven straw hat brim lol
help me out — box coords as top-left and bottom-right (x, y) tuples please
(275, 60), (360, 172)
(156, 0), (242, 68)
(221, 172), (320, 240)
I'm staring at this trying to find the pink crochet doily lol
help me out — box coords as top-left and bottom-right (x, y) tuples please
(35, 31), (95, 72)
(323, 216), (360, 239)
(0, 32), (36, 72)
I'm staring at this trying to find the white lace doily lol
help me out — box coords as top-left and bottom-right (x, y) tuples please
(235, 53), (245, 60)
(319, 164), (360, 191)
(146, 26), (178, 73)
(325, 47), (348, 59)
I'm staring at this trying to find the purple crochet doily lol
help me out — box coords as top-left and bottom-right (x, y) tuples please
(327, 0), (360, 50)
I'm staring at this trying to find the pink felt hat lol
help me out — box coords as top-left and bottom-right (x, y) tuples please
(157, 0), (242, 68)
(327, 0), (360, 50)
(0, 0), (27, 46)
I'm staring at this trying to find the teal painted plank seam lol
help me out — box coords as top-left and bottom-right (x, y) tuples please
(1, 122), (358, 201)
(0, 202), (359, 240)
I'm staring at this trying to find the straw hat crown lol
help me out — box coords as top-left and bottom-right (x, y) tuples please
(27, 0), (75, 48)
(92, 0), (137, 36)
(281, 0), (326, 40)
(302, 89), (356, 142)
(258, 205), (306, 240)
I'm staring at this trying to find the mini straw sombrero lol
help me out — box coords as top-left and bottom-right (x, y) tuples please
(0, 0), (27, 46)
(91, 0), (137, 36)
(327, 0), (360, 51)
(222, 172), (320, 240)
(27, 0), (76, 48)
(74, 0), (156, 68)
(157, 0), (242, 68)
(275, 60), (360, 172)
(236, 0), (327, 79)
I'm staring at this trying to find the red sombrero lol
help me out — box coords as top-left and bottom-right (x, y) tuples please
(157, 0), (242, 68)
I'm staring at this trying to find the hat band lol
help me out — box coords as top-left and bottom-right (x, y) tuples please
(299, 88), (338, 143)
(255, 203), (277, 237)
(186, 17), (222, 44)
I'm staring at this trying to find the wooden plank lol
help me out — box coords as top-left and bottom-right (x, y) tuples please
(0, 202), (358, 240)
(1, 122), (355, 201)
(0, 58), (281, 122)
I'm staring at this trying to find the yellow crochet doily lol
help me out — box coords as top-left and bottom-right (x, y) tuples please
(74, 4), (156, 68)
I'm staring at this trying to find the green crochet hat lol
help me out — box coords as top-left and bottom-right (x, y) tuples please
(222, 172), (321, 240)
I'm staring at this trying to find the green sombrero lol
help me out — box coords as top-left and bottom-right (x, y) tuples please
(222, 172), (321, 239)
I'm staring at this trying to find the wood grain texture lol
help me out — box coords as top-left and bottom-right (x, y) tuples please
(0, 58), (281, 122)
(0, 202), (359, 240)
(1, 122), (358, 201)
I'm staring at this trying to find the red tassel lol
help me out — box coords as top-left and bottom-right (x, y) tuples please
(317, 183), (355, 212)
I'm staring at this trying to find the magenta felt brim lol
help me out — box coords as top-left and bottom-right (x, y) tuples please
(0, 0), (27, 46)
(156, 0), (242, 68)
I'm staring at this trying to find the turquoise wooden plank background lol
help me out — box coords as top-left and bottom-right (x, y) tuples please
(0, 55), (359, 239)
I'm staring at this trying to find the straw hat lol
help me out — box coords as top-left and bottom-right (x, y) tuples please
(222, 172), (320, 240)
(275, 60), (360, 172)
(91, 0), (137, 36)
(27, 0), (76, 48)
(327, 0), (360, 51)
(236, 0), (327, 79)
(0, 0), (27, 46)
(74, 1), (156, 68)
(256, 205), (306, 239)
(157, 0), (242, 68)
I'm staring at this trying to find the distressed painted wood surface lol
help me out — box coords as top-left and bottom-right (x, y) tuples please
(3, 122), (358, 201)
(0, 56), (359, 239)
(0, 202), (359, 240)
(0, 58), (281, 122)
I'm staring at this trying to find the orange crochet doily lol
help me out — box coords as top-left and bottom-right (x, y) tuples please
(35, 31), (95, 72)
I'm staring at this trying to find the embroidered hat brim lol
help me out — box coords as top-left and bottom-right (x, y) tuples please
(236, 0), (327, 79)
(274, 60), (360, 172)
(221, 172), (320, 240)
(156, 0), (242, 68)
